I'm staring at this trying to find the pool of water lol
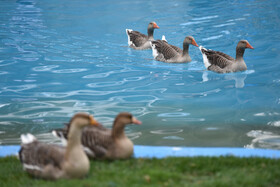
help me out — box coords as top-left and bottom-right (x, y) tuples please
(0, 0), (279, 149)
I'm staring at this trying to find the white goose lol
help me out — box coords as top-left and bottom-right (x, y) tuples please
(19, 113), (100, 180)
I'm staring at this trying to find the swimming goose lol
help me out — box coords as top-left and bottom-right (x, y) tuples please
(199, 40), (254, 73)
(19, 113), (100, 180)
(53, 112), (142, 159)
(150, 36), (198, 63)
(126, 22), (159, 50)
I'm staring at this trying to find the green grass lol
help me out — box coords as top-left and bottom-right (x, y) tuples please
(1, 156), (280, 187)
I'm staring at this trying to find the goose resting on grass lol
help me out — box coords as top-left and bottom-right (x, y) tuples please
(199, 40), (254, 73)
(19, 113), (100, 180)
(126, 22), (159, 50)
(53, 112), (142, 160)
(150, 36), (198, 63)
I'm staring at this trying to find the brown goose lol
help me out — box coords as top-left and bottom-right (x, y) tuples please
(199, 40), (254, 73)
(150, 36), (199, 63)
(126, 22), (159, 50)
(19, 113), (100, 180)
(53, 112), (142, 159)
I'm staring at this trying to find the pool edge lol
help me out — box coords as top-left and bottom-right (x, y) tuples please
(1, 145), (280, 159)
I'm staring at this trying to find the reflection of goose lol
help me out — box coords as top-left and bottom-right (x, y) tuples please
(53, 112), (142, 159)
(202, 71), (247, 88)
(151, 36), (198, 63)
(126, 22), (159, 50)
(245, 130), (280, 149)
(19, 113), (100, 180)
(199, 40), (254, 73)
(225, 73), (247, 88)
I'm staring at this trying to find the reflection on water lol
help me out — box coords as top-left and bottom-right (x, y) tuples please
(0, 0), (280, 149)
(202, 71), (249, 88)
(246, 130), (280, 149)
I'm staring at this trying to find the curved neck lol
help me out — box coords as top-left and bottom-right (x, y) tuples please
(112, 121), (125, 139)
(236, 47), (245, 61)
(147, 28), (154, 40)
(182, 44), (189, 56)
(65, 124), (83, 160)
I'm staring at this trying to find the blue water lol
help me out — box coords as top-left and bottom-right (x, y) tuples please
(0, 0), (280, 149)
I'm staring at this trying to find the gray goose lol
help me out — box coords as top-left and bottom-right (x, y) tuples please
(126, 22), (159, 50)
(19, 113), (100, 180)
(150, 36), (199, 63)
(199, 40), (254, 73)
(53, 112), (142, 159)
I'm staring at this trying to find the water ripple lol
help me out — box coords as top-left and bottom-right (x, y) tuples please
(52, 68), (88, 73)
(163, 136), (184, 140)
(2, 84), (37, 92)
(213, 22), (236, 27)
(158, 112), (190, 117)
(32, 65), (59, 72)
(246, 130), (280, 149)
(150, 129), (183, 134)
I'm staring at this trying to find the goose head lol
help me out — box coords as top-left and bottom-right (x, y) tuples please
(148, 22), (160, 30)
(69, 113), (100, 129)
(113, 112), (142, 127)
(183, 36), (199, 47)
(237, 40), (254, 49)
(112, 112), (141, 138)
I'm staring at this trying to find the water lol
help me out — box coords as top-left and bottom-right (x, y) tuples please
(0, 0), (280, 149)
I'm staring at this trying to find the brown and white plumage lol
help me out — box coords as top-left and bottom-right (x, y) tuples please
(151, 36), (199, 63)
(53, 112), (142, 159)
(126, 22), (159, 50)
(199, 40), (254, 73)
(19, 113), (100, 180)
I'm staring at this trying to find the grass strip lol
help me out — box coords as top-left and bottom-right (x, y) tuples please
(0, 156), (279, 187)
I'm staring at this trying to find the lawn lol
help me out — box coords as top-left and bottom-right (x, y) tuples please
(0, 156), (279, 187)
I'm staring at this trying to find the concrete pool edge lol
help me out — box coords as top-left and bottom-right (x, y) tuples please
(1, 145), (280, 159)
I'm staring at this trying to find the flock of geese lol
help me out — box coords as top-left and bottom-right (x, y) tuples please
(19, 112), (141, 179)
(126, 22), (254, 73)
(18, 22), (254, 180)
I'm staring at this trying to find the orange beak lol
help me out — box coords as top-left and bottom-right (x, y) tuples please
(246, 42), (254, 49)
(89, 115), (101, 126)
(132, 117), (142, 125)
(153, 22), (159, 29)
(192, 39), (199, 47)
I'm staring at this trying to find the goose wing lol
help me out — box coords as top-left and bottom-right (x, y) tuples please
(169, 44), (182, 53)
(19, 141), (65, 172)
(201, 48), (234, 68)
(81, 126), (113, 158)
(127, 30), (148, 47)
(151, 40), (180, 60)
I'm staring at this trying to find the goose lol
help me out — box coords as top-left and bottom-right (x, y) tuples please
(150, 36), (198, 63)
(126, 22), (159, 50)
(19, 113), (100, 180)
(53, 112), (142, 159)
(199, 40), (254, 73)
